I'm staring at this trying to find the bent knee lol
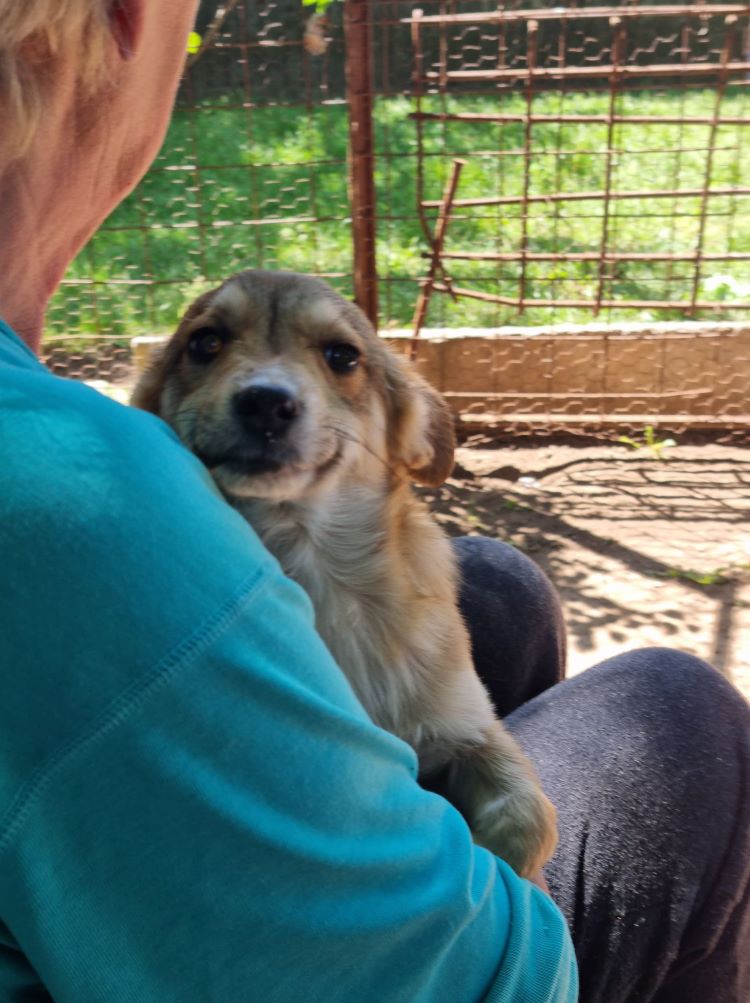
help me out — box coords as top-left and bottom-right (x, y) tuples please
(589, 647), (749, 747)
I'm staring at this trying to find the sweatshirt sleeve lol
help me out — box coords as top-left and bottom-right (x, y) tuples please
(0, 334), (577, 1002)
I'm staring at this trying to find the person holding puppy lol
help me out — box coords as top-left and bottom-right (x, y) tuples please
(0, 3), (748, 1001)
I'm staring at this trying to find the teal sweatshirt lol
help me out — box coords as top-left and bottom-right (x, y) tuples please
(0, 322), (577, 1002)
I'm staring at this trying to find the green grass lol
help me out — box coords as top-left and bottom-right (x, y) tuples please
(45, 87), (750, 345)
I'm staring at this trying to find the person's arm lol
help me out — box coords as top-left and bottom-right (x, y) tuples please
(2, 564), (576, 1002)
(0, 347), (577, 1001)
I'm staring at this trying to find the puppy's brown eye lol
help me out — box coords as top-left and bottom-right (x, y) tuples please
(187, 328), (224, 364)
(324, 342), (360, 374)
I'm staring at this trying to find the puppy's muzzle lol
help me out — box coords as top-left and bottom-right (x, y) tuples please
(233, 385), (300, 442)
(198, 385), (302, 479)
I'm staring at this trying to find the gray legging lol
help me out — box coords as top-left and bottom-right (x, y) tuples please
(452, 536), (750, 1003)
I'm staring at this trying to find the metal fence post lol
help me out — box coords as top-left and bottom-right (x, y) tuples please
(344, 0), (378, 328)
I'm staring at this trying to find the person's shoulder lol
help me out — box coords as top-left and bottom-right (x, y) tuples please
(0, 341), (287, 822)
(0, 333), (227, 546)
(0, 335), (276, 649)
(1, 333), (181, 476)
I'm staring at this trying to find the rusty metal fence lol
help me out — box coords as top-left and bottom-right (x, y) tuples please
(42, 0), (750, 435)
(407, 4), (750, 331)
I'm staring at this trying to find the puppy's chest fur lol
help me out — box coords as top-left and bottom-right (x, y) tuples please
(234, 483), (472, 758)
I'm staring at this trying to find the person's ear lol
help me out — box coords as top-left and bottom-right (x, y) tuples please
(109, 0), (144, 61)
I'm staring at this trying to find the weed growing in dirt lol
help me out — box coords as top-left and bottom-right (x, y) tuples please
(618, 426), (677, 460)
(663, 567), (729, 586)
(662, 562), (750, 587)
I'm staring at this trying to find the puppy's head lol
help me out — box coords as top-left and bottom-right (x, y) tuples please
(132, 270), (454, 502)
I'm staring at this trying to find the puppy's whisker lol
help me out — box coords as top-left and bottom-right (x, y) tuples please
(326, 424), (397, 475)
(323, 421), (407, 484)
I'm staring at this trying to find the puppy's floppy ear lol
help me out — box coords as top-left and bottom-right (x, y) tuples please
(383, 351), (455, 487)
(131, 290), (216, 414)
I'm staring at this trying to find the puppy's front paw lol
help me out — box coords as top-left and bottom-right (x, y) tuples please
(473, 780), (558, 878)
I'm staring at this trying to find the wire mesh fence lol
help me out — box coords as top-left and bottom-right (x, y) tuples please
(41, 0), (750, 438)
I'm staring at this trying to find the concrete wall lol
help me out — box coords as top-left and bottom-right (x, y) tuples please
(384, 322), (750, 429)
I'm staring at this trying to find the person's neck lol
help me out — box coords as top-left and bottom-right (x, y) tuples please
(0, 85), (86, 354)
(0, 164), (99, 354)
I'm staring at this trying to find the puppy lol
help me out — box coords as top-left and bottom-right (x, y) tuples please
(132, 269), (557, 876)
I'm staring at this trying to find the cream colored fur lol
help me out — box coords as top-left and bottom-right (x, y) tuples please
(132, 269), (557, 876)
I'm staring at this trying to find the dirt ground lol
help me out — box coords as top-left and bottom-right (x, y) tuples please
(423, 438), (750, 703)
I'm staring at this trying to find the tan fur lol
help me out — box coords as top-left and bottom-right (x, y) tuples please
(132, 269), (557, 876)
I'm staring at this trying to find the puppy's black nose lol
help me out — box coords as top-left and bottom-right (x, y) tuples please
(232, 385), (300, 437)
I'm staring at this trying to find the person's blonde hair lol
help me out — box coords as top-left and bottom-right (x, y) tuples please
(0, 0), (112, 160)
